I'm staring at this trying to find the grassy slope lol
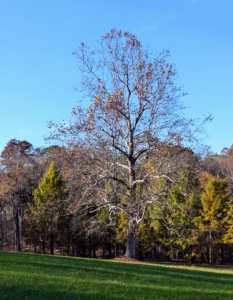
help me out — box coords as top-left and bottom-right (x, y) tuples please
(0, 252), (233, 300)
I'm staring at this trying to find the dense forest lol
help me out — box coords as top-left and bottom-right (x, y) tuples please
(1, 29), (232, 264)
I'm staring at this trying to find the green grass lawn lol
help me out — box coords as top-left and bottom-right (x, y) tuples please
(0, 252), (233, 300)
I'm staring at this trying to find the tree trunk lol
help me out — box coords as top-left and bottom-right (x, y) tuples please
(93, 245), (97, 258)
(219, 246), (224, 265)
(153, 246), (159, 259)
(190, 256), (195, 264)
(108, 243), (111, 258)
(209, 230), (212, 265)
(42, 240), (46, 254)
(138, 250), (143, 261)
(82, 244), (86, 257)
(14, 209), (21, 252)
(0, 215), (3, 251)
(122, 244), (126, 255)
(50, 234), (54, 255)
(88, 242), (92, 258)
(126, 154), (137, 259)
(115, 243), (119, 257)
(102, 247), (105, 258)
(125, 220), (136, 258)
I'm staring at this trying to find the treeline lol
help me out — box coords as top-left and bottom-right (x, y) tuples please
(1, 139), (233, 264)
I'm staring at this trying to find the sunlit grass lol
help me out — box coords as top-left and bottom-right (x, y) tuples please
(0, 252), (233, 299)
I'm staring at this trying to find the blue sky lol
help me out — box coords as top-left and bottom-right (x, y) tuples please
(0, 0), (232, 154)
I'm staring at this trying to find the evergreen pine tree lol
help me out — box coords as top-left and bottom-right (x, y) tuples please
(34, 161), (66, 205)
(199, 177), (229, 264)
(31, 161), (67, 254)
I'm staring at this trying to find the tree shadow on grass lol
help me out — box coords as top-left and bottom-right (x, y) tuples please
(1, 280), (233, 300)
(1, 252), (233, 300)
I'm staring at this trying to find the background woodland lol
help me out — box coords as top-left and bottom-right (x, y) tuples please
(1, 30), (233, 264)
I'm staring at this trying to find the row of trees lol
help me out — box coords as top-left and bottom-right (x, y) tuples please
(0, 29), (232, 263)
(1, 139), (233, 263)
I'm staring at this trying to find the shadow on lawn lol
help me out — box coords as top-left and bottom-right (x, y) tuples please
(1, 280), (232, 300)
(1, 252), (233, 300)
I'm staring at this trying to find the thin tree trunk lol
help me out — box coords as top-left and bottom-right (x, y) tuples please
(83, 244), (86, 257)
(0, 215), (2, 251)
(122, 244), (126, 255)
(165, 247), (170, 262)
(108, 243), (111, 258)
(138, 250), (143, 261)
(102, 247), (105, 258)
(42, 240), (46, 254)
(153, 246), (159, 259)
(14, 209), (21, 252)
(219, 246), (224, 265)
(88, 241), (92, 258)
(93, 245), (97, 258)
(50, 234), (54, 255)
(209, 230), (212, 264)
(115, 243), (119, 257)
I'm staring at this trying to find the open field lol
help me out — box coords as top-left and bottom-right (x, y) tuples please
(0, 252), (233, 300)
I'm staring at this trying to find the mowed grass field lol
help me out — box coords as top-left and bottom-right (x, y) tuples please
(0, 252), (233, 300)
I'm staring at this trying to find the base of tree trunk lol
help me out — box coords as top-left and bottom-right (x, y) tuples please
(125, 221), (136, 258)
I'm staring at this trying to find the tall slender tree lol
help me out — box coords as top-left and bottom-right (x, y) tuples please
(199, 177), (229, 264)
(32, 161), (67, 254)
(0, 139), (36, 251)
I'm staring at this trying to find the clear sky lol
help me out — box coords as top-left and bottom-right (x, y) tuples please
(0, 0), (232, 154)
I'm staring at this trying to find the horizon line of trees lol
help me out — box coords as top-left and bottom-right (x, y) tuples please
(1, 139), (233, 264)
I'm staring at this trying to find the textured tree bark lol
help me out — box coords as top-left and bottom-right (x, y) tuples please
(125, 220), (136, 258)
(126, 154), (137, 258)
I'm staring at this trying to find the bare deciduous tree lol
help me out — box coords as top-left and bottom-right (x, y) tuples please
(48, 29), (211, 258)
(0, 140), (38, 251)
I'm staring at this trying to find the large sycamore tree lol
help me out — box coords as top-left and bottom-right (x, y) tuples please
(49, 29), (210, 258)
